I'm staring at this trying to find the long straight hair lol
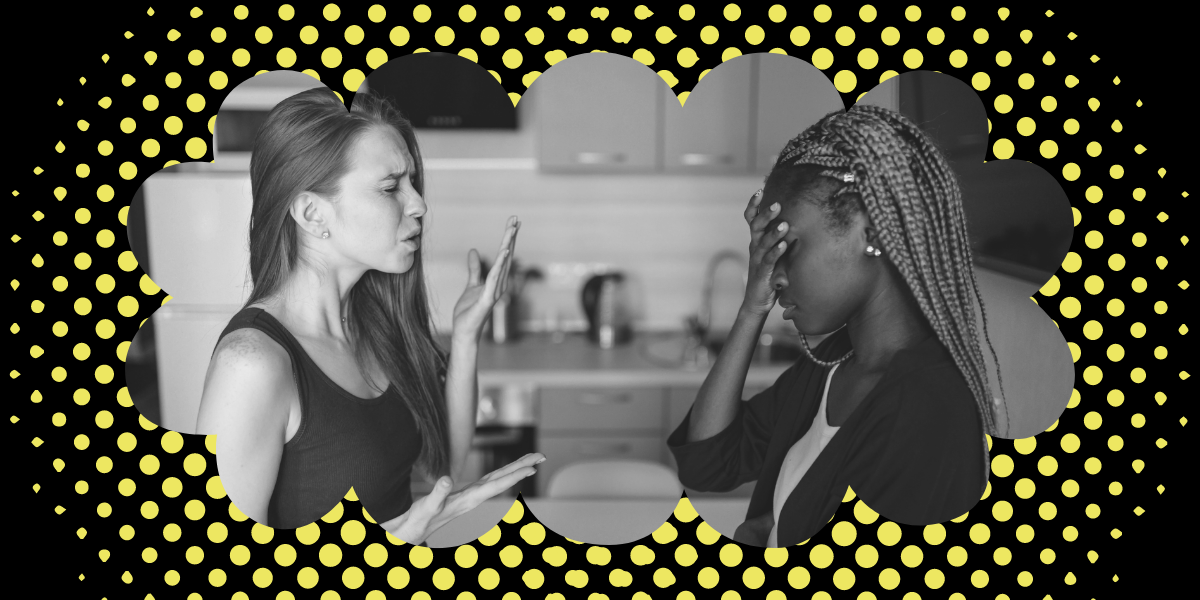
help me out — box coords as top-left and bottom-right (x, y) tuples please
(244, 87), (450, 480)
(768, 104), (1009, 490)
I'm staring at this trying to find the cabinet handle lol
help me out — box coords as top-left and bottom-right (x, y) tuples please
(576, 152), (627, 164)
(680, 153), (733, 166)
(578, 392), (631, 405)
(576, 442), (633, 455)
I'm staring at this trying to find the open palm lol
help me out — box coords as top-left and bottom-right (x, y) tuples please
(379, 452), (544, 545)
(452, 216), (520, 340)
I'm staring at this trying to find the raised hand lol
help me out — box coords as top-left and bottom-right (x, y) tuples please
(379, 452), (545, 545)
(452, 216), (520, 342)
(741, 189), (789, 317)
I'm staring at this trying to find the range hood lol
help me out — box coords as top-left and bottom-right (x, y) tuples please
(364, 52), (518, 130)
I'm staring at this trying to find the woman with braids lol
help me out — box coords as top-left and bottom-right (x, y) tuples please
(668, 104), (1008, 547)
(197, 88), (544, 544)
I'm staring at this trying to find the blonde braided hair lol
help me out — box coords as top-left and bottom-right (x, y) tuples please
(770, 104), (1009, 491)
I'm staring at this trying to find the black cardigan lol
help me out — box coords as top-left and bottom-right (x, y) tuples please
(667, 327), (985, 546)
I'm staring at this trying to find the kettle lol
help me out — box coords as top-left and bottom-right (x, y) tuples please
(483, 258), (542, 344)
(580, 272), (633, 348)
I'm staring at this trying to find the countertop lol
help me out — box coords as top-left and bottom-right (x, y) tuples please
(471, 332), (794, 388)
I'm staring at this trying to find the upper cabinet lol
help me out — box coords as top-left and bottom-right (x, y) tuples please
(753, 54), (847, 175)
(535, 53), (899, 175)
(535, 53), (662, 172)
(662, 55), (754, 174)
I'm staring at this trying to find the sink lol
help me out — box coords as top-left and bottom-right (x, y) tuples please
(640, 334), (801, 370)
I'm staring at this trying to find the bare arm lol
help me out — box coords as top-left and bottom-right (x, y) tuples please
(443, 337), (479, 481)
(197, 329), (294, 524)
(446, 217), (519, 480)
(688, 308), (770, 441)
(688, 189), (790, 442)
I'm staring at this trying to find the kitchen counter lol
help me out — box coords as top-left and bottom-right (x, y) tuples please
(472, 332), (793, 388)
(424, 496), (751, 547)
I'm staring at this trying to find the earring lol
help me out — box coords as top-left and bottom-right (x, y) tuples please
(865, 245), (882, 257)
(322, 231), (330, 239)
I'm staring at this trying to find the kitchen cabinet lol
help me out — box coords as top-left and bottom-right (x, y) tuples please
(538, 387), (665, 431)
(535, 52), (662, 173)
(529, 383), (769, 498)
(752, 53), (848, 175)
(538, 52), (897, 177)
(662, 55), (754, 174)
(535, 386), (666, 496)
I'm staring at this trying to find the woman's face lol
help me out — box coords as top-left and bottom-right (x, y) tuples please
(327, 126), (426, 274)
(766, 187), (876, 335)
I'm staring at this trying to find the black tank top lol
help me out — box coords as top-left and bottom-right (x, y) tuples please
(214, 307), (423, 529)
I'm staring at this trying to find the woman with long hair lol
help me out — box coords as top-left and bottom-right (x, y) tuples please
(668, 104), (1008, 547)
(197, 87), (543, 545)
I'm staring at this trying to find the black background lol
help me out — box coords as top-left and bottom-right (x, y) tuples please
(6, 2), (1192, 595)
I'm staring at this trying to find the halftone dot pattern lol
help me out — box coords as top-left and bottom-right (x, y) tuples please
(11, 3), (1188, 598)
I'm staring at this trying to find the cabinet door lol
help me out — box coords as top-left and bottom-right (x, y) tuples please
(535, 53), (662, 172)
(539, 387), (665, 433)
(854, 75), (900, 112)
(662, 55), (753, 174)
(752, 54), (846, 175)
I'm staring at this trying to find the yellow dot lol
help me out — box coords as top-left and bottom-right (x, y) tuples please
(834, 70), (857, 92)
(948, 49), (966, 67)
(903, 48), (923, 68)
(1018, 73), (1035, 89)
(790, 26), (810, 46)
(1108, 298), (1126, 316)
(881, 26), (900, 46)
(857, 48), (879, 69)
(812, 48), (834, 70)
(1059, 296), (1081, 318)
(141, 139), (160, 158)
(163, 116), (183, 136)
(993, 139), (1014, 160)
(165, 72), (182, 88)
(995, 94), (1013, 113)
(184, 453), (207, 476)
(1017, 117), (1036, 136)
(1014, 478), (1035, 499)
(1064, 118), (1080, 134)
(972, 72), (990, 90)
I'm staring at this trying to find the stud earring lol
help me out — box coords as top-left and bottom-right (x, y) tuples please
(865, 245), (882, 257)
(322, 231), (330, 239)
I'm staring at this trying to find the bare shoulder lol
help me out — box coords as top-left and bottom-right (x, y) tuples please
(199, 328), (295, 431)
(212, 328), (291, 373)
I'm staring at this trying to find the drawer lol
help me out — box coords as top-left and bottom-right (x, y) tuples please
(538, 387), (665, 432)
(535, 434), (665, 496)
(665, 386), (769, 435)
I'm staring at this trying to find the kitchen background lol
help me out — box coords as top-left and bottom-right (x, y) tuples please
(125, 53), (1072, 545)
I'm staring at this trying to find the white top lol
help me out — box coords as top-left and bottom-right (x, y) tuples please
(768, 363), (842, 547)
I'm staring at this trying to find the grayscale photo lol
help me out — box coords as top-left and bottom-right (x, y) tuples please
(125, 51), (1073, 549)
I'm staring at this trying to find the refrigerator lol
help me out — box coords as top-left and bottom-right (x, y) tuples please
(141, 172), (256, 434)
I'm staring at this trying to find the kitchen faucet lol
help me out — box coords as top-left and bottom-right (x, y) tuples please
(693, 249), (748, 342)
